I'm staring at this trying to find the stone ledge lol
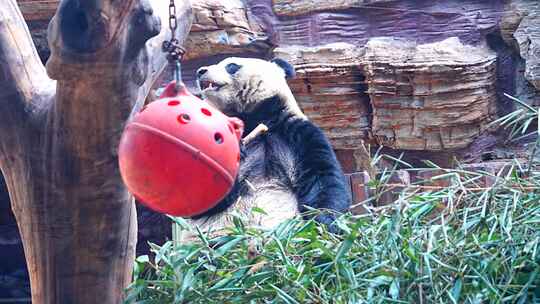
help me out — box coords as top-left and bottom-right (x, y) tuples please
(277, 38), (498, 151)
(500, 0), (540, 91)
(17, 0), (58, 21)
(272, 0), (395, 17)
(182, 0), (269, 60)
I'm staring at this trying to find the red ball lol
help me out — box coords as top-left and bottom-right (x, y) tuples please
(118, 82), (244, 217)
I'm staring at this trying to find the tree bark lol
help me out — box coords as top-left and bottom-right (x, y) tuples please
(0, 0), (192, 303)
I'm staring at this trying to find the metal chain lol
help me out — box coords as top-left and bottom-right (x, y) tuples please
(168, 0), (178, 39)
(162, 0), (185, 90)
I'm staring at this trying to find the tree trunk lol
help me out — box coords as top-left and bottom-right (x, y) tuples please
(0, 0), (192, 303)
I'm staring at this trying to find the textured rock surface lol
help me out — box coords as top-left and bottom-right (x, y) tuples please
(278, 38), (498, 151)
(17, 0), (57, 20)
(514, 14), (540, 90)
(500, 0), (540, 105)
(252, 0), (505, 47)
(272, 0), (394, 16)
(364, 38), (498, 150)
(275, 43), (369, 150)
(182, 0), (269, 60)
(248, 0), (517, 153)
(500, 0), (540, 50)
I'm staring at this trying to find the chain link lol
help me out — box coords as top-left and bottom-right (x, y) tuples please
(162, 0), (185, 89)
(168, 0), (178, 36)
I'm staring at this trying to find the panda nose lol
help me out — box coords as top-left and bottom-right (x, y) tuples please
(197, 68), (208, 78)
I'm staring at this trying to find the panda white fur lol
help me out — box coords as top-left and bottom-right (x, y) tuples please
(179, 57), (350, 241)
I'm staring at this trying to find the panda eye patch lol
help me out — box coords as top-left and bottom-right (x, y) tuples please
(225, 63), (241, 75)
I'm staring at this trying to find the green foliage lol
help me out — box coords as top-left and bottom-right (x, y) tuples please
(125, 171), (540, 303)
(125, 97), (540, 303)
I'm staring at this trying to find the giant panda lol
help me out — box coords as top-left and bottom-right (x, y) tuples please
(179, 57), (350, 241)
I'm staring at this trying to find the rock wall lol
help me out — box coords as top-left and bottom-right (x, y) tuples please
(272, 0), (395, 16)
(163, 0), (537, 159)
(501, 0), (540, 92)
(183, 0), (269, 60)
(275, 43), (369, 150)
(17, 0), (57, 20)
(276, 38), (499, 151)
(362, 38), (498, 150)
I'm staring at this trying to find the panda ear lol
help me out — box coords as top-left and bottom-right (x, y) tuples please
(271, 58), (296, 79)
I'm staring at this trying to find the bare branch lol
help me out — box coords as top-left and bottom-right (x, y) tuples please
(0, 0), (55, 153)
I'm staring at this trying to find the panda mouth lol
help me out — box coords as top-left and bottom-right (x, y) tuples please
(199, 80), (225, 91)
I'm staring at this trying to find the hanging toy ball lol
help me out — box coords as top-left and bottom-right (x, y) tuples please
(118, 81), (244, 217)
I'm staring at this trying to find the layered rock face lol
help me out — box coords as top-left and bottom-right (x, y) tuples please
(16, 0), (57, 20)
(272, 0), (396, 16)
(501, 0), (540, 91)
(275, 44), (368, 150)
(175, 0), (537, 156)
(363, 38), (498, 151)
(276, 38), (499, 151)
(183, 0), (268, 60)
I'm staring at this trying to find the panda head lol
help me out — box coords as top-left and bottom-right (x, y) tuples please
(196, 57), (304, 116)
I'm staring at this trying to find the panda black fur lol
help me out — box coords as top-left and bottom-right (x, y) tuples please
(182, 57), (350, 239)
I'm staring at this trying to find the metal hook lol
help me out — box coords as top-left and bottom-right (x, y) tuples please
(174, 61), (182, 92)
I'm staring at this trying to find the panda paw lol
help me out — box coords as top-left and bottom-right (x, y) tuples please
(315, 213), (341, 235)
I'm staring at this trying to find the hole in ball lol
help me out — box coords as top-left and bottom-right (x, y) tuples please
(214, 132), (224, 144)
(178, 114), (191, 124)
(201, 108), (212, 116)
(168, 100), (180, 106)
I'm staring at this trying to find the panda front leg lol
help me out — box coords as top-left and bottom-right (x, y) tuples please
(283, 118), (352, 231)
